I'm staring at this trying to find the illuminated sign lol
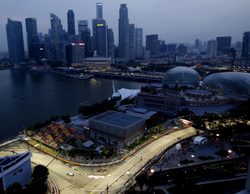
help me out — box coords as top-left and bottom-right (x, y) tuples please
(97, 23), (104, 27)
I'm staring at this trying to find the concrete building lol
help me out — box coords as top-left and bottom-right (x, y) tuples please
(89, 111), (145, 148)
(135, 28), (143, 59)
(66, 42), (85, 64)
(241, 32), (250, 58)
(216, 36), (231, 56)
(128, 24), (135, 61)
(78, 20), (91, 57)
(6, 18), (25, 65)
(107, 28), (115, 59)
(0, 152), (32, 191)
(118, 4), (129, 61)
(206, 39), (217, 59)
(146, 34), (160, 57)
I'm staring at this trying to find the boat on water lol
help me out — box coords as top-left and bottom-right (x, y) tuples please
(65, 73), (93, 80)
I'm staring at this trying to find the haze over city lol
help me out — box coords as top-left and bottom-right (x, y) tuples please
(0, 0), (250, 51)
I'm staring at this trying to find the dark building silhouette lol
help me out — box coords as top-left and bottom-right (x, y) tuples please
(92, 3), (108, 57)
(118, 4), (129, 61)
(178, 44), (188, 56)
(146, 34), (160, 57)
(128, 24), (135, 61)
(216, 36), (231, 56)
(25, 18), (44, 63)
(135, 28), (143, 59)
(241, 32), (250, 58)
(50, 13), (64, 62)
(67, 10), (76, 36)
(108, 28), (114, 58)
(78, 20), (91, 57)
(6, 18), (25, 65)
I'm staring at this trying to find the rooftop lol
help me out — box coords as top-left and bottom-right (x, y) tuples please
(91, 111), (143, 128)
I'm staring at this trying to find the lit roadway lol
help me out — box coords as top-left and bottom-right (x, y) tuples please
(0, 127), (196, 194)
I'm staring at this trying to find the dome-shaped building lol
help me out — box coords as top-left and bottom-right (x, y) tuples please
(203, 72), (250, 96)
(163, 66), (200, 89)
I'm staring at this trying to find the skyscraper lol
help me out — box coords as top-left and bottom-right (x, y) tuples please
(6, 18), (25, 65)
(25, 18), (42, 62)
(207, 39), (217, 59)
(241, 32), (250, 58)
(195, 39), (200, 50)
(216, 36), (231, 56)
(96, 3), (103, 19)
(50, 13), (64, 61)
(78, 20), (91, 57)
(128, 24), (135, 61)
(67, 10), (76, 36)
(146, 34), (160, 57)
(118, 4), (129, 61)
(92, 3), (108, 57)
(108, 28), (114, 58)
(135, 28), (143, 59)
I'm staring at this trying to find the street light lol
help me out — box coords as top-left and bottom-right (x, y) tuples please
(150, 168), (155, 174)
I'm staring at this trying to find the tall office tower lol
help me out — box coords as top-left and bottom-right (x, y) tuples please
(177, 44), (187, 56)
(135, 28), (143, 59)
(96, 2), (103, 19)
(50, 13), (64, 61)
(25, 18), (42, 62)
(66, 42), (85, 64)
(67, 10), (76, 36)
(216, 36), (231, 56)
(6, 18), (25, 65)
(241, 32), (250, 58)
(118, 4), (129, 61)
(107, 28), (114, 58)
(78, 20), (91, 57)
(128, 24), (135, 61)
(206, 39), (217, 59)
(195, 38), (200, 49)
(92, 3), (108, 57)
(146, 34), (159, 57)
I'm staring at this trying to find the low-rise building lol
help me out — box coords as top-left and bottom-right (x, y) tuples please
(89, 111), (145, 148)
(0, 152), (32, 191)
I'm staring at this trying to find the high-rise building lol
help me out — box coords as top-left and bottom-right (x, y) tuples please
(66, 42), (85, 64)
(50, 13), (64, 61)
(241, 32), (250, 58)
(67, 10), (76, 36)
(216, 36), (231, 56)
(96, 3), (103, 19)
(128, 24), (135, 61)
(146, 34), (159, 57)
(118, 4), (129, 61)
(92, 19), (108, 57)
(167, 43), (177, 56)
(206, 39), (217, 59)
(195, 39), (200, 50)
(6, 18), (25, 65)
(135, 28), (143, 59)
(25, 18), (44, 63)
(108, 28), (114, 58)
(78, 20), (91, 57)
(92, 3), (108, 57)
(177, 44), (188, 56)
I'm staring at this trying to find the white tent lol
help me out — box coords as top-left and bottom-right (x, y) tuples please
(83, 140), (94, 148)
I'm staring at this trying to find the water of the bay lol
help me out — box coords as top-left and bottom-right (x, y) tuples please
(0, 69), (145, 140)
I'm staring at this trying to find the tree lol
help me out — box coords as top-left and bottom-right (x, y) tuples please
(6, 183), (23, 194)
(27, 165), (49, 194)
(135, 173), (147, 191)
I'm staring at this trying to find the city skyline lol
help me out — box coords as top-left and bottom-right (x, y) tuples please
(1, 0), (250, 51)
